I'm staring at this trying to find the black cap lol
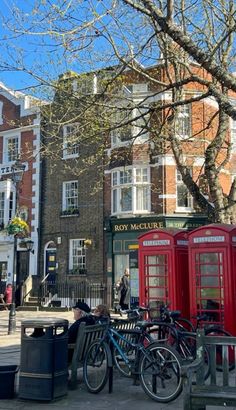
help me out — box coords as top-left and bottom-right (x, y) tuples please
(73, 301), (91, 313)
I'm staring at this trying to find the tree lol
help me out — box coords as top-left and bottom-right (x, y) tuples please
(1, 0), (236, 222)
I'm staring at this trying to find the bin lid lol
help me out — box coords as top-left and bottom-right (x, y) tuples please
(21, 318), (69, 327)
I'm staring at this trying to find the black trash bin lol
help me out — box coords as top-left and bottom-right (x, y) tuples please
(19, 318), (68, 401)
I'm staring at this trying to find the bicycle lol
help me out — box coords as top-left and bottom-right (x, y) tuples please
(83, 321), (183, 403)
(123, 304), (210, 379)
(159, 304), (234, 372)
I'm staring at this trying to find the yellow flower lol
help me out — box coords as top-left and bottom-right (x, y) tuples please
(7, 217), (29, 236)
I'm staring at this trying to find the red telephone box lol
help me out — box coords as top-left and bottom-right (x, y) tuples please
(138, 229), (189, 318)
(188, 224), (236, 335)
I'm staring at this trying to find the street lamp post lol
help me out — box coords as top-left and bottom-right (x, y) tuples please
(8, 160), (26, 335)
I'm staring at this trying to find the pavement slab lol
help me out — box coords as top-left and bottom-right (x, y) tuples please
(0, 310), (235, 409)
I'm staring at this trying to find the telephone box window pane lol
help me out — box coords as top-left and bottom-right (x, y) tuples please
(146, 265), (166, 275)
(148, 288), (167, 298)
(200, 276), (219, 287)
(200, 265), (219, 275)
(146, 255), (166, 265)
(146, 276), (166, 287)
(199, 253), (218, 263)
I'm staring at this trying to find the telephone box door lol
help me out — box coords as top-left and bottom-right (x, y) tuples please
(141, 250), (171, 308)
(190, 248), (226, 327)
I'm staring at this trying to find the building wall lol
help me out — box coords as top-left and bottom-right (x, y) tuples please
(0, 84), (41, 284)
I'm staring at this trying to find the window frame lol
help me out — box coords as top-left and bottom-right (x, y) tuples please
(62, 124), (80, 159)
(69, 238), (87, 273)
(176, 169), (193, 211)
(111, 166), (151, 215)
(0, 180), (16, 228)
(62, 180), (79, 212)
(111, 101), (149, 147)
(231, 119), (236, 152)
(3, 134), (20, 164)
(175, 103), (191, 139)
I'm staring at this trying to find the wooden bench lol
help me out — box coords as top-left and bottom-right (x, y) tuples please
(182, 329), (236, 409)
(68, 317), (138, 390)
(68, 321), (109, 389)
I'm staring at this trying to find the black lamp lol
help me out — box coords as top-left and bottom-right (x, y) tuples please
(25, 239), (34, 254)
(8, 159), (26, 335)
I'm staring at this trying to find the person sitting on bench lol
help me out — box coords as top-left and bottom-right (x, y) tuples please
(68, 301), (94, 363)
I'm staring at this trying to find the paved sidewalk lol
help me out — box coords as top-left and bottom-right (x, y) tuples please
(0, 310), (232, 409)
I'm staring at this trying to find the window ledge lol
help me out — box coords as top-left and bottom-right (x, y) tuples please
(174, 209), (195, 214)
(60, 211), (80, 217)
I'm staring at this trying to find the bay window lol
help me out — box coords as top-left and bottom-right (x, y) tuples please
(112, 167), (150, 214)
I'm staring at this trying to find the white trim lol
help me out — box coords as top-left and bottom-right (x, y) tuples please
(0, 82), (42, 116)
(193, 157), (205, 166)
(159, 194), (176, 199)
(0, 124), (39, 136)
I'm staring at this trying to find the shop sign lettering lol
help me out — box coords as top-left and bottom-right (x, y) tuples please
(0, 166), (12, 175)
(113, 221), (164, 232)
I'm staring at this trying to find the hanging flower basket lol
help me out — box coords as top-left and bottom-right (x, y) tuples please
(6, 217), (29, 237)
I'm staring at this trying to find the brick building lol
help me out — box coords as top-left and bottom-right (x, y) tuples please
(103, 64), (236, 302)
(38, 64), (236, 308)
(0, 82), (41, 287)
(39, 72), (105, 284)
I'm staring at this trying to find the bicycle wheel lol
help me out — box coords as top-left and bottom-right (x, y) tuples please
(178, 332), (210, 380)
(83, 340), (110, 393)
(174, 318), (195, 332)
(205, 327), (235, 371)
(139, 343), (183, 403)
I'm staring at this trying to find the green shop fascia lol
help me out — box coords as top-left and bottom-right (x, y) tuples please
(104, 214), (208, 280)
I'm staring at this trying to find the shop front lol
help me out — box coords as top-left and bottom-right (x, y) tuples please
(104, 214), (208, 306)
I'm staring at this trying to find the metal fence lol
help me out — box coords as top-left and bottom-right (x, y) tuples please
(38, 281), (113, 309)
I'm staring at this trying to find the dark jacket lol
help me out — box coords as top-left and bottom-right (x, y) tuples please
(68, 315), (95, 344)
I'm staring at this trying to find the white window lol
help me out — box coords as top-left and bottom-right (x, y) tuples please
(111, 103), (149, 147)
(175, 104), (191, 138)
(112, 167), (150, 215)
(0, 101), (3, 125)
(133, 106), (149, 141)
(231, 119), (236, 151)
(69, 239), (86, 274)
(0, 180), (15, 228)
(176, 170), (193, 210)
(111, 106), (132, 146)
(0, 192), (4, 226)
(5, 136), (19, 163)
(63, 124), (79, 159)
(62, 181), (78, 212)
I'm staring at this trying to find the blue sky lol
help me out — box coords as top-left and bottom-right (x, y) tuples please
(0, 0), (121, 97)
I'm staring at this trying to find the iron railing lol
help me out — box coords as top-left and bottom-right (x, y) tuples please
(38, 281), (112, 309)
